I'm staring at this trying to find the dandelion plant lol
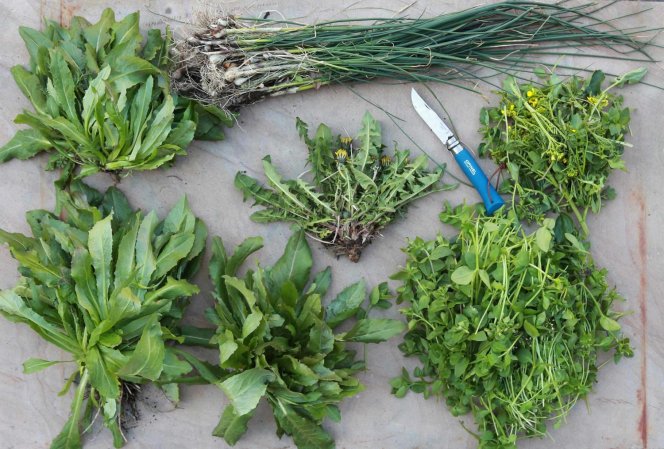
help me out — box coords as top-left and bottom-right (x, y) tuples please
(235, 112), (445, 262)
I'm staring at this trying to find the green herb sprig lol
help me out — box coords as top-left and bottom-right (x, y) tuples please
(479, 68), (646, 234)
(204, 229), (404, 448)
(0, 182), (208, 449)
(390, 204), (632, 449)
(235, 112), (446, 262)
(0, 9), (233, 178)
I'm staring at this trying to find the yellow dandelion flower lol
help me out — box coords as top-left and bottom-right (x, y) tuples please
(380, 155), (392, 166)
(340, 136), (353, 146)
(334, 149), (348, 163)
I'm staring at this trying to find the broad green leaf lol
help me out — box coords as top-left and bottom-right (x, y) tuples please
(49, 50), (79, 123)
(268, 229), (312, 292)
(88, 215), (113, 318)
(132, 94), (175, 160)
(219, 368), (275, 416)
(614, 67), (647, 87)
(0, 129), (51, 163)
(535, 226), (552, 252)
(154, 232), (195, 279)
(11, 65), (47, 113)
(71, 248), (101, 323)
(307, 325), (334, 354)
(141, 28), (164, 62)
(23, 358), (65, 374)
(83, 8), (114, 55)
(226, 237), (264, 277)
(108, 55), (160, 93)
(219, 335), (239, 365)
(451, 266), (475, 285)
(0, 290), (80, 355)
(600, 316), (621, 332)
(325, 280), (366, 328)
(344, 318), (405, 343)
(135, 211), (158, 285)
(113, 216), (139, 289)
(18, 26), (53, 70)
(86, 346), (119, 398)
(161, 349), (193, 380)
(242, 311), (264, 339)
(108, 287), (141, 324)
(129, 75), (154, 147)
(273, 403), (334, 449)
(144, 277), (199, 304)
(117, 320), (164, 381)
(213, 405), (254, 445)
(523, 320), (540, 338)
(81, 66), (111, 130)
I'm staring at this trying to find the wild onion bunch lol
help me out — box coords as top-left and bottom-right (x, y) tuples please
(171, 1), (655, 109)
(0, 182), (207, 448)
(235, 112), (445, 262)
(390, 204), (632, 449)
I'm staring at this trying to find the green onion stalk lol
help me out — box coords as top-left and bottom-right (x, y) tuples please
(170, 1), (657, 109)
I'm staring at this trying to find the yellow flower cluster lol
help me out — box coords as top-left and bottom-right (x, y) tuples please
(504, 103), (516, 118)
(544, 146), (565, 163)
(587, 96), (609, 107)
(526, 88), (542, 107)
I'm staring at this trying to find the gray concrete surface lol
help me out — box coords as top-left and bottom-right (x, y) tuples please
(0, 1), (662, 448)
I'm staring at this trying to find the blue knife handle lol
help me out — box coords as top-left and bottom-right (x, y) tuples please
(453, 146), (505, 215)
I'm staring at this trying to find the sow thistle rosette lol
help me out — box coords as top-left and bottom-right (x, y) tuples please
(204, 229), (404, 449)
(235, 112), (445, 262)
(0, 9), (233, 178)
(479, 68), (646, 234)
(390, 204), (632, 449)
(0, 183), (207, 449)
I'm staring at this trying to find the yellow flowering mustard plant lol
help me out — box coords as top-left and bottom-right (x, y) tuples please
(478, 68), (646, 235)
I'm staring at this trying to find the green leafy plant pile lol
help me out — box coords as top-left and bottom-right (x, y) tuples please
(0, 8), (233, 178)
(204, 229), (404, 449)
(478, 68), (646, 235)
(235, 112), (445, 262)
(0, 182), (208, 448)
(390, 204), (632, 449)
